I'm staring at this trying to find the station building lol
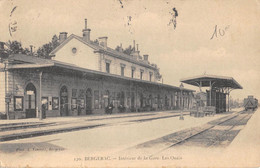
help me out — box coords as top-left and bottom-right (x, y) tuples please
(0, 19), (194, 119)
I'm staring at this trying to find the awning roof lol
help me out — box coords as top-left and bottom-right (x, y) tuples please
(7, 54), (195, 92)
(180, 74), (243, 89)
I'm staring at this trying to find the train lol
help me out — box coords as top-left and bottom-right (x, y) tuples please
(244, 96), (258, 111)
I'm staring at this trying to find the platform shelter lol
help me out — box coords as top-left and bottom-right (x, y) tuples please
(180, 74), (242, 113)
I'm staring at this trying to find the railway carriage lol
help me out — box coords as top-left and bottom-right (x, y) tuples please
(244, 96), (258, 111)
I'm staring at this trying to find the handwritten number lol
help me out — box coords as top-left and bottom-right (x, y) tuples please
(219, 29), (225, 36)
(210, 25), (229, 40)
(210, 25), (218, 40)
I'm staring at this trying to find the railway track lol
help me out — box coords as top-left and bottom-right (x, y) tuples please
(178, 110), (252, 147)
(154, 110), (254, 154)
(130, 110), (255, 156)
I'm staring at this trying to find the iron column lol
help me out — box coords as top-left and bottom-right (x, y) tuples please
(179, 83), (184, 120)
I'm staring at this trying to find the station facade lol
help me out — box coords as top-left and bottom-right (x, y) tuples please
(0, 20), (194, 119)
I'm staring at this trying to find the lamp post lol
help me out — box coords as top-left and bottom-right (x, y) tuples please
(179, 83), (184, 120)
(0, 42), (10, 120)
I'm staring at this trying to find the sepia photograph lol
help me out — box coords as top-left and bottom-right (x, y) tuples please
(0, 0), (260, 167)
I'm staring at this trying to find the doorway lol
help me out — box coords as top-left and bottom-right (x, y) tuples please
(104, 90), (110, 107)
(60, 86), (68, 116)
(86, 88), (92, 114)
(25, 83), (36, 118)
(131, 92), (135, 108)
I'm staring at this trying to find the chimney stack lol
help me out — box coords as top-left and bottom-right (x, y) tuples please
(119, 43), (123, 52)
(143, 54), (149, 61)
(136, 43), (140, 57)
(133, 40), (136, 51)
(59, 32), (68, 43)
(0, 42), (5, 51)
(82, 19), (91, 42)
(98, 37), (108, 49)
(130, 40), (142, 59)
(84, 18), (88, 29)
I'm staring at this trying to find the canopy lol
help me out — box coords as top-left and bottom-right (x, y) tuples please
(180, 74), (243, 89)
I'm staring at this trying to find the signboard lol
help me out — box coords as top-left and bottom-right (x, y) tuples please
(26, 90), (34, 95)
(5, 96), (11, 103)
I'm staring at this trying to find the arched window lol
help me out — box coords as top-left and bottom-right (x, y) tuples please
(86, 88), (92, 114)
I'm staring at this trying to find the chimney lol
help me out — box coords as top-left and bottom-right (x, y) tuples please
(136, 43), (140, 57)
(119, 43), (123, 52)
(82, 19), (91, 42)
(59, 32), (68, 43)
(84, 18), (87, 29)
(130, 41), (141, 60)
(133, 40), (136, 51)
(98, 37), (108, 49)
(143, 54), (149, 61)
(0, 42), (4, 51)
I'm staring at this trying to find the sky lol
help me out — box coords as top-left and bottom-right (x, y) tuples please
(0, 0), (259, 101)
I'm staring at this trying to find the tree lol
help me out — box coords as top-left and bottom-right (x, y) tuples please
(37, 43), (53, 59)
(51, 35), (59, 49)
(0, 40), (31, 62)
(6, 40), (30, 55)
(37, 35), (60, 59)
(7, 40), (23, 54)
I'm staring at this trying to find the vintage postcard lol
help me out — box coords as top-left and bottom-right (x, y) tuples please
(0, 0), (259, 167)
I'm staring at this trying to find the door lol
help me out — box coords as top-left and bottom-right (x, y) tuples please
(25, 83), (36, 118)
(131, 92), (135, 108)
(104, 90), (110, 107)
(140, 93), (144, 108)
(120, 91), (125, 106)
(149, 95), (153, 107)
(86, 88), (92, 114)
(60, 86), (68, 116)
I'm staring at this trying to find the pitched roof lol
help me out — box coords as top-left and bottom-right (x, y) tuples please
(49, 34), (158, 70)
(8, 54), (53, 64)
(180, 74), (243, 89)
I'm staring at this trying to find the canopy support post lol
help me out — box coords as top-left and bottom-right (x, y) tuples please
(209, 81), (212, 106)
(39, 71), (43, 120)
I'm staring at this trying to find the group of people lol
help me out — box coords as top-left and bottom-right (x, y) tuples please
(105, 103), (126, 114)
(105, 103), (114, 114)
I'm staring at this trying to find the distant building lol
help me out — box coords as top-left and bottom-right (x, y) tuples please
(0, 19), (194, 119)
